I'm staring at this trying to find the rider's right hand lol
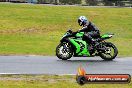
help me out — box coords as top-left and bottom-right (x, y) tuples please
(68, 29), (72, 33)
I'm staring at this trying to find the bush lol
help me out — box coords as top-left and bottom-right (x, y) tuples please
(86, 0), (98, 6)
(59, 0), (81, 5)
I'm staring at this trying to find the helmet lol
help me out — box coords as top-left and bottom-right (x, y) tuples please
(78, 16), (89, 26)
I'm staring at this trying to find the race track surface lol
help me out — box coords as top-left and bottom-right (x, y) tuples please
(0, 56), (132, 75)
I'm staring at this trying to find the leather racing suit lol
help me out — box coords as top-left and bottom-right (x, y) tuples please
(79, 22), (100, 44)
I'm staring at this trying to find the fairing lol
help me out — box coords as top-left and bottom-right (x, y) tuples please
(70, 39), (90, 56)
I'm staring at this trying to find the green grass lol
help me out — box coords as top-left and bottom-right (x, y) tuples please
(0, 75), (132, 88)
(0, 3), (132, 56)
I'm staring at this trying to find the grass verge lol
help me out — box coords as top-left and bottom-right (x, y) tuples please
(0, 3), (132, 56)
(0, 74), (132, 88)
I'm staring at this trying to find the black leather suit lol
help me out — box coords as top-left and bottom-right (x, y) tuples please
(79, 22), (100, 44)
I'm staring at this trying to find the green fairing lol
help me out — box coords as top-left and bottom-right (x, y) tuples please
(70, 39), (90, 56)
(76, 32), (84, 37)
(101, 34), (109, 38)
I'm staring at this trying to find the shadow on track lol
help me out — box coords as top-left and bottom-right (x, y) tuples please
(57, 59), (117, 63)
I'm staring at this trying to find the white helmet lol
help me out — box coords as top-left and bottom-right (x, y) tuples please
(78, 16), (89, 26)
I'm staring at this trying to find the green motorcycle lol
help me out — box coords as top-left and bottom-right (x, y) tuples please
(56, 30), (118, 60)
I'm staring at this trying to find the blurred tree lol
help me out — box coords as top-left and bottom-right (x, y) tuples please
(81, 0), (86, 5)
(59, 0), (81, 4)
(86, 0), (98, 6)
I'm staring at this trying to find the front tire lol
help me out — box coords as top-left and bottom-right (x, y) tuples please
(99, 42), (118, 61)
(56, 42), (73, 60)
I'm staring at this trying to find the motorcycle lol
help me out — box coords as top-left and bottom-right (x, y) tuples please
(56, 29), (118, 60)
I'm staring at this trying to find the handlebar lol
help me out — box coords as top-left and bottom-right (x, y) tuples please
(68, 30), (72, 33)
(67, 29), (79, 35)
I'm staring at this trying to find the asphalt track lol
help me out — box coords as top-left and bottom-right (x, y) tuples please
(0, 56), (132, 75)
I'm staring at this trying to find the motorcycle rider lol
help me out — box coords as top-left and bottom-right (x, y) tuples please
(77, 16), (100, 48)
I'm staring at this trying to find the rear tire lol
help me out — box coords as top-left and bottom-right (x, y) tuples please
(56, 42), (73, 60)
(99, 42), (118, 61)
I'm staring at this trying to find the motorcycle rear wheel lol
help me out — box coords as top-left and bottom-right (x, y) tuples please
(99, 42), (118, 61)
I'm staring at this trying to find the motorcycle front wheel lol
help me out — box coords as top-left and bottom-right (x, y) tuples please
(56, 42), (73, 60)
(99, 42), (118, 61)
